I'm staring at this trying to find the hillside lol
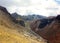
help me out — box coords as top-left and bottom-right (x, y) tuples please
(11, 13), (46, 28)
(30, 15), (60, 43)
(0, 6), (46, 43)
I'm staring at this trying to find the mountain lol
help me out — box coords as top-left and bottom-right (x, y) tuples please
(30, 15), (60, 43)
(10, 12), (25, 27)
(11, 13), (46, 21)
(11, 12), (22, 19)
(11, 13), (46, 28)
(0, 6), (46, 43)
(30, 17), (55, 29)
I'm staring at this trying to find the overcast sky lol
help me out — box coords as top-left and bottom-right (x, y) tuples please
(0, 0), (60, 16)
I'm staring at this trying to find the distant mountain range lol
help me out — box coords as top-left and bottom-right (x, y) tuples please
(11, 12), (46, 21)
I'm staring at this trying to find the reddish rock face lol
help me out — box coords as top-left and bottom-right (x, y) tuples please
(30, 15), (60, 43)
(48, 31), (60, 43)
(47, 21), (60, 43)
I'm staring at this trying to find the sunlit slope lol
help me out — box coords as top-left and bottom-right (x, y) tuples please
(0, 25), (45, 43)
(0, 23), (46, 43)
(0, 6), (46, 43)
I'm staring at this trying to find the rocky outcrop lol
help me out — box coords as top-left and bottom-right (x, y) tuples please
(16, 20), (25, 27)
(0, 6), (9, 13)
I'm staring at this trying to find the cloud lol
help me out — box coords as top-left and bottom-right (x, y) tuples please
(0, 0), (30, 7)
(55, 0), (60, 4)
(0, 0), (60, 16)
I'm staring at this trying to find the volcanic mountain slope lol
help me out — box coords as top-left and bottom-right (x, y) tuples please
(0, 6), (46, 43)
(30, 15), (60, 43)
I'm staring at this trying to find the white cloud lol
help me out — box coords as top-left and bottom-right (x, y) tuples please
(0, 0), (60, 16)
(7, 6), (17, 13)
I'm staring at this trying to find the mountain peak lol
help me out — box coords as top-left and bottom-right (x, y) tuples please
(56, 15), (60, 20)
(0, 6), (9, 13)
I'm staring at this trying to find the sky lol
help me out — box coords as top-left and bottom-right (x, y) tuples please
(0, 0), (60, 16)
